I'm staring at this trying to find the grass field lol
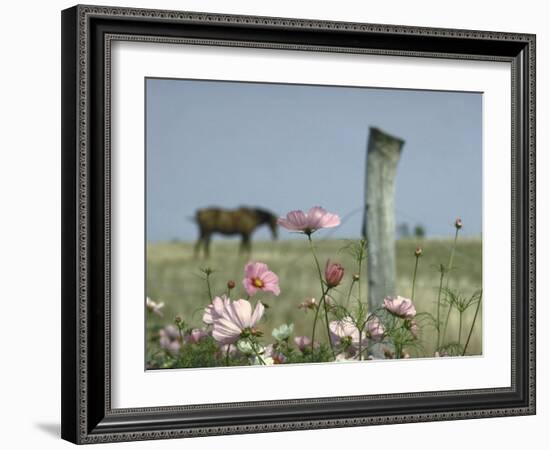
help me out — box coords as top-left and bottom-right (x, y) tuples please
(146, 237), (482, 358)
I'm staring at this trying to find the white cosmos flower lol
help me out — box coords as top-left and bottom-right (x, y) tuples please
(146, 297), (164, 317)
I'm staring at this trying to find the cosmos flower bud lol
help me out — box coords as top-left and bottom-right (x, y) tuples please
(174, 315), (183, 325)
(227, 280), (236, 290)
(352, 273), (360, 282)
(414, 247), (423, 257)
(455, 218), (463, 229)
(325, 260), (344, 288)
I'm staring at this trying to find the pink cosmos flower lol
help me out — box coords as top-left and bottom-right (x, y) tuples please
(277, 206), (341, 235)
(243, 262), (280, 296)
(159, 325), (181, 355)
(208, 296), (265, 344)
(365, 316), (385, 340)
(325, 260), (344, 288)
(186, 328), (208, 344)
(329, 317), (361, 349)
(383, 296), (417, 319)
(294, 335), (318, 351)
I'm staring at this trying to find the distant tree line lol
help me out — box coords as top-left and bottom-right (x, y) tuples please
(397, 222), (426, 239)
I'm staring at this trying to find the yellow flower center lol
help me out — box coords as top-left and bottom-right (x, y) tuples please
(253, 278), (264, 288)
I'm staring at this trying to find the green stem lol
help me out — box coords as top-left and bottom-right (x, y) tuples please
(205, 273), (213, 302)
(357, 243), (364, 308)
(462, 294), (482, 356)
(345, 279), (356, 308)
(395, 342), (402, 359)
(225, 345), (230, 366)
(308, 234), (324, 286)
(310, 301), (321, 359)
(249, 338), (265, 365)
(436, 267), (445, 350)
(356, 241), (366, 361)
(458, 311), (463, 347)
(441, 228), (460, 340)
(411, 256), (420, 302)
(358, 329), (363, 361)
(307, 234), (334, 355)
(441, 304), (453, 346)
(447, 228), (459, 287)
(311, 287), (330, 358)
(322, 295), (335, 358)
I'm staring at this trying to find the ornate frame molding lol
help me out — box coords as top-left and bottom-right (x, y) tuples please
(61, 4), (536, 444)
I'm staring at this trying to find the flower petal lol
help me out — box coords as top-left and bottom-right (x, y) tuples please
(260, 271), (280, 295)
(318, 212), (341, 228)
(242, 277), (257, 296)
(245, 261), (268, 279)
(212, 319), (241, 344)
(307, 206), (328, 229)
(278, 210), (311, 231)
(250, 301), (265, 326)
(232, 299), (253, 329)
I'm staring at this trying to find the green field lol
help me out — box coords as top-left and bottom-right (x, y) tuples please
(146, 237), (482, 357)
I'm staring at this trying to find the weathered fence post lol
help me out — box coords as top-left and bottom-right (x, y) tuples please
(361, 127), (404, 313)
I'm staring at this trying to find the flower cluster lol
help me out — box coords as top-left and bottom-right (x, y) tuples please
(146, 208), (479, 369)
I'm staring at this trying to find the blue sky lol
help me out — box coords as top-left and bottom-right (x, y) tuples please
(146, 78), (482, 242)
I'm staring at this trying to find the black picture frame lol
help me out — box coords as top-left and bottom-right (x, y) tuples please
(61, 4), (536, 444)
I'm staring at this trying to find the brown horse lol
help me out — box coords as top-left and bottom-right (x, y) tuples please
(193, 206), (278, 257)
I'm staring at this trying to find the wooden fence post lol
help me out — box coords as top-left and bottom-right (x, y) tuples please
(362, 127), (405, 313)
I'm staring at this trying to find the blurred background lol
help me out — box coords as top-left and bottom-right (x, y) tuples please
(146, 78), (482, 242)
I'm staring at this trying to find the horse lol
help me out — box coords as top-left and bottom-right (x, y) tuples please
(193, 206), (278, 258)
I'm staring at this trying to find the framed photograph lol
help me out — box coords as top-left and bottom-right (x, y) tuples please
(61, 4), (536, 444)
